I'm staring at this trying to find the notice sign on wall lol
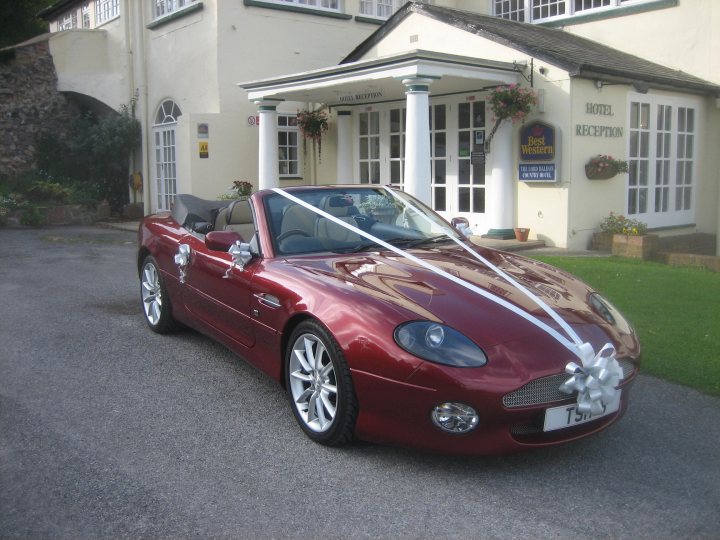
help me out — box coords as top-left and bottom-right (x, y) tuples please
(519, 121), (557, 182)
(519, 163), (556, 181)
(199, 141), (209, 159)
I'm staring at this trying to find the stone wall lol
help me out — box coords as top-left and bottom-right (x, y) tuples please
(0, 36), (80, 179)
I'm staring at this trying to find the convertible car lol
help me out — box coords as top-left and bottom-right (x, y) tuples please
(137, 185), (640, 454)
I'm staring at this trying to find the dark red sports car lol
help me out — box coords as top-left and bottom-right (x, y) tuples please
(137, 185), (640, 454)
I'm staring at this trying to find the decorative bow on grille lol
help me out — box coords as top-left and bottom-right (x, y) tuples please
(560, 343), (622, 415)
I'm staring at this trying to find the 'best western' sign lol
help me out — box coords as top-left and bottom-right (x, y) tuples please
(520, 122), (555, 162)
(519, 122), (557, 182)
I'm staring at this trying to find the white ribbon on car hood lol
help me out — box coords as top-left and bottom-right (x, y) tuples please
(271, 188), (621, 412)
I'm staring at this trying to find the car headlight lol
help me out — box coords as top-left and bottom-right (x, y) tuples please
(393, 321), (488, 367)
(589, 293), (632, 334)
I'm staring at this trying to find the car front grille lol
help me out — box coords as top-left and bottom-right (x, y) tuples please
(502, 358), (636, 408)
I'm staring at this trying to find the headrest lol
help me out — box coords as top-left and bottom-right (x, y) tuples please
(227, 200), (253, 225)
(322, 195), (354, 217)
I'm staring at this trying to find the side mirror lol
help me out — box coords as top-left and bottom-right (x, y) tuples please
(206, 230), (243, 252)
(224, 240), (253, 277)
(451, 217), (472, 237)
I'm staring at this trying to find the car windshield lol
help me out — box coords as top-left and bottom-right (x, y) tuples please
(263, 187), (462, 256)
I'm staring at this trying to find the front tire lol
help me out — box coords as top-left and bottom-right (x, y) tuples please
(140, 255), (178, 334)
(285, 320), (357, 446)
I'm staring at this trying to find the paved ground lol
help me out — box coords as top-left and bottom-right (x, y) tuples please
(1, 225), (719, 539)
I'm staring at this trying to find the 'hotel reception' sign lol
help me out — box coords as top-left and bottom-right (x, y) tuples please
(518, 122), (557, 182)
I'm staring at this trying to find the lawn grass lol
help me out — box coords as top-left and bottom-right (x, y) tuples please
(532, 256), (720, 397)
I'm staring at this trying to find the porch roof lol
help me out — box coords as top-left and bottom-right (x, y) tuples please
(344, 2), (720, 97)
(239, 50), (520, 107)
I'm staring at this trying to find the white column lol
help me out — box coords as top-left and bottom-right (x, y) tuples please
(256, 100), (280, 191)
(403, 78), (433, 205)
(336, 110), (353, 182)
(487, 120), (515, 232)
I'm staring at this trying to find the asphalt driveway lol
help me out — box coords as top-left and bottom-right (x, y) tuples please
(1, 225), (718, 539)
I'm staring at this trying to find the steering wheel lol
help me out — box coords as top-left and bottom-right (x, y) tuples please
(353, 214), (374, 231)
(277, 229), (311, 242)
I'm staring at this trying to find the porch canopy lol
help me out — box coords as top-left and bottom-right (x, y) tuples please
(239, 50), (520, 206)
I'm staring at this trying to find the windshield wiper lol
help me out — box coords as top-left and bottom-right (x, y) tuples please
(333, 242), (380, 253)
(403, 234), (455, 248)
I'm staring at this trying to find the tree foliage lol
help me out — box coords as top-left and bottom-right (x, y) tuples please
(35, 102), (141, 210)
(0, 0), (55, 49)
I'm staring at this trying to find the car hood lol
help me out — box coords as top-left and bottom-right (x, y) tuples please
(284, 244), (639, 358)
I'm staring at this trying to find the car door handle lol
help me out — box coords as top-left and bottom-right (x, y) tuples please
(254, 293), (281, 309)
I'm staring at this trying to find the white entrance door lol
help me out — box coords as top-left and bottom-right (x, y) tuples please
(152, 100), (182, 212)
(153, 125), (177, 212)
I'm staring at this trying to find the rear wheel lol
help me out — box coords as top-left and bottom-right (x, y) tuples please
(285, 320), (357, 445)
(140, 255), (178, 334)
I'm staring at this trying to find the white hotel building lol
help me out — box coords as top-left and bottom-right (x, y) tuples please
(37, 0), (720, 250)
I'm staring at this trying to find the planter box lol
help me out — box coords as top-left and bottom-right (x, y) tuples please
(612, 233), (659, 260)
(590, 232), (613, 251)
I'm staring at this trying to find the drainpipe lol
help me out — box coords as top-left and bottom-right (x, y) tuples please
(128, 0), (150, 215)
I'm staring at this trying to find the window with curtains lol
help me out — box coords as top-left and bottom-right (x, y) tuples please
(95, 0), (119, 25)
(152, 0), (199, 20)
(494, 0), (658, 23)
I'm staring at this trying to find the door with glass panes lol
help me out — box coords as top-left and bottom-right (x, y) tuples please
(356, 97), (490, 232)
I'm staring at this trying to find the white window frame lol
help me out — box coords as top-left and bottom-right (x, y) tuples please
(494, 0), (661, 23)
(152, 0), (199, 20)
(626, 93), (699, 228)
(57, 11), (78, 30)
(359, 0), (398, 19)
(278, 114), (300, 178)
(152, 100), (183, 212)
(254, 0), (342, 14)
(81, 2), (91, 28)
(95, 0), (119, 25)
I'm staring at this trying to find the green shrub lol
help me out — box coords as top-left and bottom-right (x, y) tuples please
(19, 206), (47, 227)
(25, 180), (72, 203)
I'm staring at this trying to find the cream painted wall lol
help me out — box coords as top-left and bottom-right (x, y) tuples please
(48, 26), (130, 111)
(566, 80), (629, 249)
(564, 0), (720, 85)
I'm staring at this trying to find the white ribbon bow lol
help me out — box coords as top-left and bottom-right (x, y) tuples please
(174, 244), (190, 284)
(560, 343), (622, 414)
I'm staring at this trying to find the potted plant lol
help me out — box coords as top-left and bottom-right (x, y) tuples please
(514, 227), (530, 242)
(219, 180), (254, 200)
(585, 155), (628, 180)
(297, 108), (329, 163)
(359, 194), (398, 224)
(485, 84), (539, 153)
(596, 212), (657, 259)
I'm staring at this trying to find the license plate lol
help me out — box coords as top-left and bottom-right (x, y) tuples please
(543, 391), (621, 432)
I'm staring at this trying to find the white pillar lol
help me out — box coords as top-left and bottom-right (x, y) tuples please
(403, 78), (433, 205)
(256, 100), (280, 191)
(336, 110), (353, 182)
(487, 120), (515, 233)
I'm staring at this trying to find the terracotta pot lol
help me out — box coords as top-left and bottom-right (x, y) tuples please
(514, 227), (530, 242)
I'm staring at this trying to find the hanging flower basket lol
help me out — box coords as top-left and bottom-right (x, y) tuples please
(585, 155), (628, 180)
(297, 108), (329, 163)
(485, 84), (539, 153)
